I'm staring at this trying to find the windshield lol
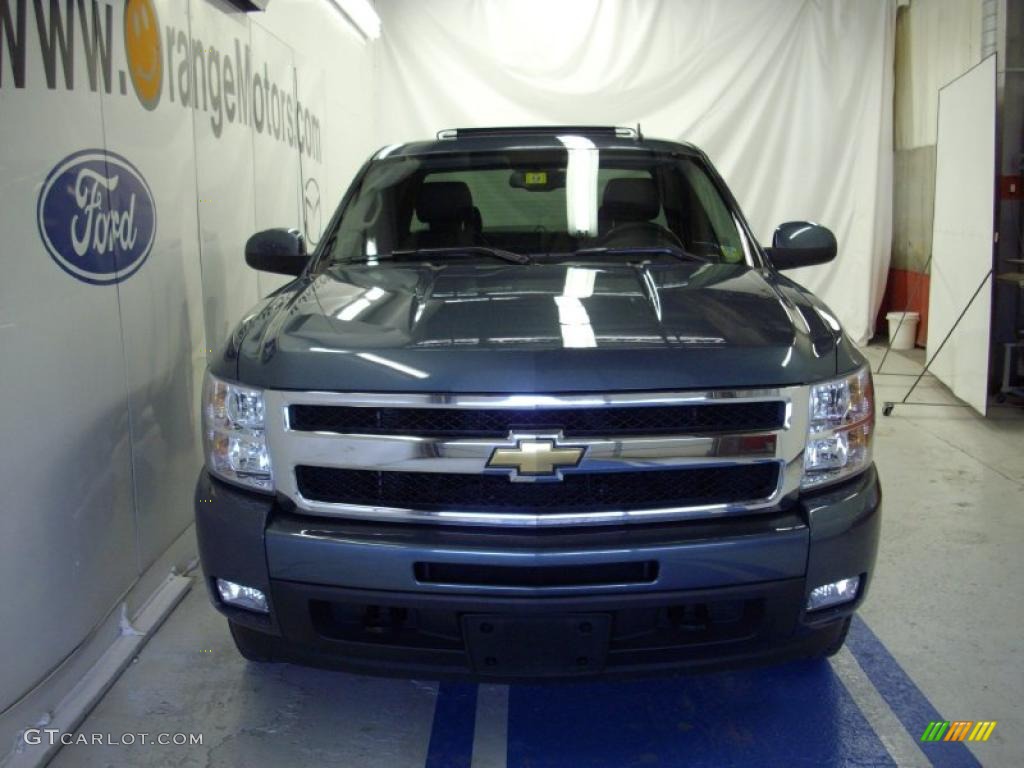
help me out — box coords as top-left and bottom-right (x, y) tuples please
(322, 148), (753, 265)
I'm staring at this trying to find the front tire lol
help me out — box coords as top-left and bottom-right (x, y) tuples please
(229, 621), (279, 663)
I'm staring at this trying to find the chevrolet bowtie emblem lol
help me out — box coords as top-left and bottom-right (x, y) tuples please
(487, 437), (586, 479)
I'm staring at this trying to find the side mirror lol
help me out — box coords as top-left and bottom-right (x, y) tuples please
(245, 228), (307, 276)
(766, 221), (837, 270)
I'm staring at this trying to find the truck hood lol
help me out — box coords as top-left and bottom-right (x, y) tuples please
(230, 262), (846, 392)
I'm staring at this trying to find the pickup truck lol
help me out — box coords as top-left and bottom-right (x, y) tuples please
(195, 126), (880, 679)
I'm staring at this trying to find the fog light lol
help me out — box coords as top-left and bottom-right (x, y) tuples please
(216, 578), (268, 613)
(806, 576), (860, 612)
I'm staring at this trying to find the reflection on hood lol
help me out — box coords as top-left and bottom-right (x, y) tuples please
(233, 262), (842, 393)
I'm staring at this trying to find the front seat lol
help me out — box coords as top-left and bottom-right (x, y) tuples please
(598, 177), (661, 236)
(413, 181), (482, 248)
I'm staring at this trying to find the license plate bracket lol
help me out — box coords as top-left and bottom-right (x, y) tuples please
(462, 613), (611, 676)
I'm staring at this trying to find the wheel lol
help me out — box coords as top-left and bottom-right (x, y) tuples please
(814, 617), (851, 659)
(228, 620), (279, 663)
(996, 393), (1008, 404)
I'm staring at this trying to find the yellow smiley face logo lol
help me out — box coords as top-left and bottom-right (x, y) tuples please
(124, 0), (162, 110)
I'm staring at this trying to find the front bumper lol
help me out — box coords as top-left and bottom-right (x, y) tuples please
(195, 466), (881, 679)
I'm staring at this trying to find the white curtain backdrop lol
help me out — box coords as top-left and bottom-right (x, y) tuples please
(375, 0), (896, 344)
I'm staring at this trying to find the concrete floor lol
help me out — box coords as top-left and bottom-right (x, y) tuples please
(50, 345), (1023, 768)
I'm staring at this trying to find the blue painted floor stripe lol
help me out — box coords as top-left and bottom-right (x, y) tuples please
(507, 660), (894, 767)
(846, 615), (982, 768)
(424, 617), (978, 767)
(425, 682), (478, 768)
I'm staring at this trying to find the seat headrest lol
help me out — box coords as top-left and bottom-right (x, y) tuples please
(416, 181), (474, 223)
(601, 178), (660, 222)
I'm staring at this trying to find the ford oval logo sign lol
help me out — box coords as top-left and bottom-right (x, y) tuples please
(37, 149), (156, 285)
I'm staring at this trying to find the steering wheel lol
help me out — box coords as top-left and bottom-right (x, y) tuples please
(598, 221), (684, 249)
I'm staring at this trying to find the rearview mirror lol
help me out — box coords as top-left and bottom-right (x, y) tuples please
(245, 228), (307, 276)
(766, 221), (837, 270)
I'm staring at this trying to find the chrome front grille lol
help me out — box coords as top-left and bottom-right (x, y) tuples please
(287, 400), (787, 437)
(264, 388), (809, 527)
(294, 463), (782, 512)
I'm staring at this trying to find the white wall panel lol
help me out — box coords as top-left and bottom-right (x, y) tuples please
(248, 22), (301, 296)
(259, 0), (379, 217)
(294, 63), (328, 251)
(0, 0), (137, 711)
(189, 0), (260, 351)
(926, 56), (996, 415)
(0, 0), (377, 724)
(102, 0), (207, 570)
(894, 0), (984, 150)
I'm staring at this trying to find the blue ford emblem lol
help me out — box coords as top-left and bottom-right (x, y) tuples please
(37, 149), (156, 285)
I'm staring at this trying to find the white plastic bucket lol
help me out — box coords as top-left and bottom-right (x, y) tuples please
(886, 311), (919, 350)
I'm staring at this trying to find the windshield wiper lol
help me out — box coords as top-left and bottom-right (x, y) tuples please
(372, 246), (534, 265)
(570, 245), (709, 263)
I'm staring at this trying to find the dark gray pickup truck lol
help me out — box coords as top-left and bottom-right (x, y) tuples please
(195, 126), (879, 679)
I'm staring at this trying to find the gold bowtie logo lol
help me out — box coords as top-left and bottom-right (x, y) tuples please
(487, 438), (585, 478)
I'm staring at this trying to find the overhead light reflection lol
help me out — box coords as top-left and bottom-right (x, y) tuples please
(308, 347), (429, 380)
(558, 135), (599, 237)
(555, 296), (596, 348)
(356, 352), (429, 379)
(637, 266), (662, 322)
(815, 307), (842, 331)
(338, 299), (372, 321)
(336, 286), (387, 321)
(562, 267), (597, 298)
(327, 0), (381, 40)
(375, 144), (402, 160)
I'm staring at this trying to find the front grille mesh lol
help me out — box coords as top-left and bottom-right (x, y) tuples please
(288, 401), (786, 437)
(294, 463), (780, 514)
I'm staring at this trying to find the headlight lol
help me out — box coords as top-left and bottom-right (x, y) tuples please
(202, 372), (272, 492)
(802, 365), (874, 489)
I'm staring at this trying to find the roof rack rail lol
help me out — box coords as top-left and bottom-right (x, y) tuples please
(436, 126), (638, 140)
